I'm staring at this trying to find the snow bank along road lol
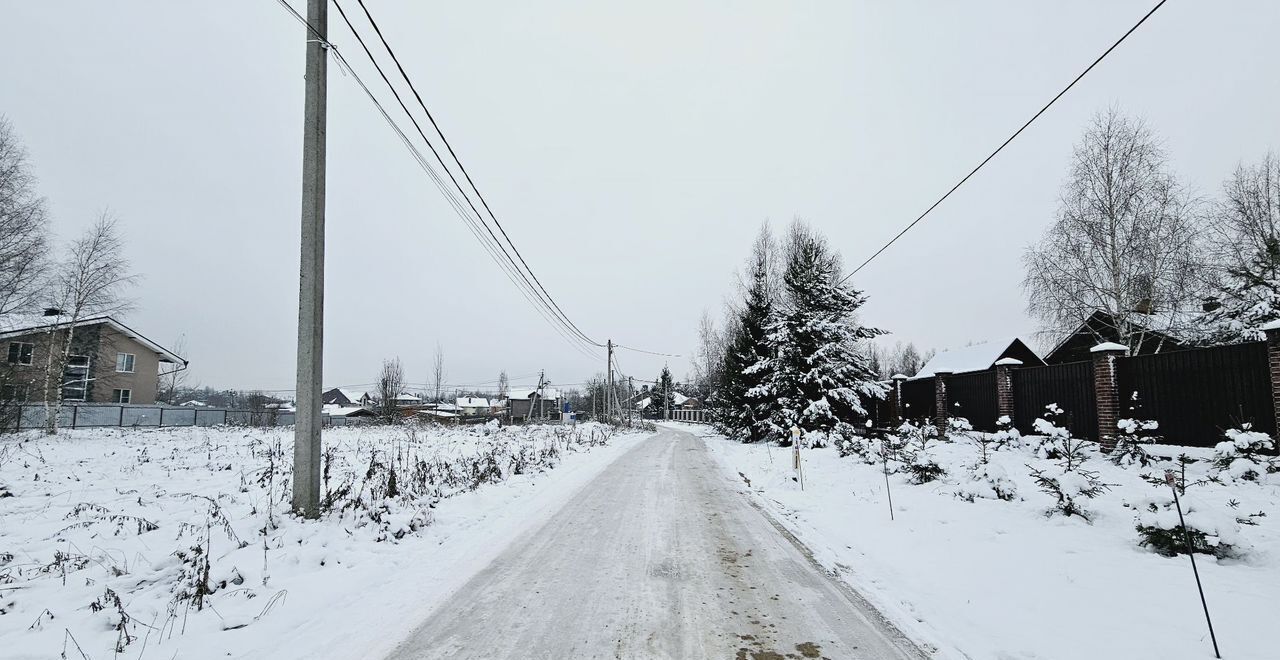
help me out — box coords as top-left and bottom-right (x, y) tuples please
(388, 425), (924, 660)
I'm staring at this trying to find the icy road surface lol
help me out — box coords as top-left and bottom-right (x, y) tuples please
(387, 426), (923, 660)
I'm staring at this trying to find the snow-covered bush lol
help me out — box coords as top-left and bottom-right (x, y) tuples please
(905, 449), (946, 485)
(895, 419), (945, 483)
(1132, 493), (1246, 559)
(992, 415), (1022, 450)
(955, 461), (1018, 502)
(947, 416), (973, 439)
(1029, 405), (1095, 471)
(1028, 466), (1109, 520)
(1213, 424), (1277, 482)
(1112, 418), (1159, 467)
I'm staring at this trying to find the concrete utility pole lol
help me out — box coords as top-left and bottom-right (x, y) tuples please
(606, 340), (614, 422)
(292, 0), (327, 519)
(627, 376), (634, 427)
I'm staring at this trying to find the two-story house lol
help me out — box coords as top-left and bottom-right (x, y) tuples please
(0, 311), (186, 405)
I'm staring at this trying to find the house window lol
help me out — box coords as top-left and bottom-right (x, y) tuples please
(62, 355), (90, 402)
(116, 352), (136, 373)
(7, 342), (34, 366)
(112, 389), (131, 404)
(2, 384), (28, 401)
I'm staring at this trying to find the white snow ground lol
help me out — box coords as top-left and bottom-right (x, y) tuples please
(0, 422), (648, 660)
(690, 423), (1280, 660)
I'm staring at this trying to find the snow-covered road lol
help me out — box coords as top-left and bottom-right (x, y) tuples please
(387, 425), (923, 660)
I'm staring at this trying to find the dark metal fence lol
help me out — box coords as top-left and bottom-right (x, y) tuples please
(947, 370), (998, 431)
(1012, 360), (1097, 440)
(1117, 342), (1272, 447)
(900, 377), (935, 423)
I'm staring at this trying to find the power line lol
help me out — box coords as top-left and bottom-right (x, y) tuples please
(837, 0), (1168, 284)
(273, 0), (600, 359)
(331, 0), (599, 352)
(273, 0), (676, 360)
(614, 344), (682, 358)
(351, 0), (602, 349)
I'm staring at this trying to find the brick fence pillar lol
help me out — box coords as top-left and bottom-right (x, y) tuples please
(890, 374), (907, 424)
(994, 358), (1022, 425)
(1264, 322), (1280, 440)
(934, 370), (951, 440)
(1090, 343), (1129, 453)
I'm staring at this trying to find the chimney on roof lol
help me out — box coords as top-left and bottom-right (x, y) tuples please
(42, 307), (63, 317)
(1201, 296), (1221, 313)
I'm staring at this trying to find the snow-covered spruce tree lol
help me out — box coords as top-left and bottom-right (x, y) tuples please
(1026, 404), (1109, 519)
(1212, 424), (1277, 482)
(1195, 238), (1280, 345)
(760, 221), (886, 446)
(652, 366), (675, 419)
(716, 226), (780, 442)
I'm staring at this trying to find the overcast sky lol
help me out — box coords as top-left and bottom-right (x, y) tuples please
(2, 1), (1277, 395)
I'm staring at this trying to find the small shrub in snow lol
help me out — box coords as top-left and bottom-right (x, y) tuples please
(1027, 466), (1109, 520)
(955, 461), (1018, 502)
(1112, 418), (1159, 467)
(991, 415), (1022, 450)
(1213, 424), (1278, 482)
(896, 419), (946, 483)
(1029, 405), (1094, 472)
(905, 450), (947, 485)
(947, 416), (973, 439)
(1132, 493), (1246, 559)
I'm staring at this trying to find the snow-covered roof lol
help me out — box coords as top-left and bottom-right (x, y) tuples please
(0, 313), (186, 364)
(636, 397), (652, 410)
(509, 387), (560, 401)
(456, 396), (490, 408)
(915, 338), (1033, 379)
(323, 404), (371, 417)
(673, 392), (690, 405)
(1090, 342), (1129, 353)
(179, 400), (208, 407)
(994, 357), (1024, 366)
(419, 409), (460, 418)
(338, 388), (369, 403)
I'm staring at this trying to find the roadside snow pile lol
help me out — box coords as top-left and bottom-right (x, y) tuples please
(0, 422), (641, 660)
(696, 414), (1280, 660)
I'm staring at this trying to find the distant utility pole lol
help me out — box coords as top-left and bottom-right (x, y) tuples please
(606, 339), (614, 422)
(292, 0), (327, 519)
(627, 376), (634, 427)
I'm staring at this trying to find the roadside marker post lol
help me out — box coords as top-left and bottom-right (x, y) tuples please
(791, 426), (804, 491)
(1165, 470), (1220, 658)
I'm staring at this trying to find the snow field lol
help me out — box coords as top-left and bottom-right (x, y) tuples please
(691, 422), (1280, 660)
(0, 422), (648, 659)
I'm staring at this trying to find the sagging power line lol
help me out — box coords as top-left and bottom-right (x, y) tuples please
(838, 0), (1168, 284)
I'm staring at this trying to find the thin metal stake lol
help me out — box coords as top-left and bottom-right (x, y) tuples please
(1166, 471), (1220, 658)
(881, 437), (895, 521)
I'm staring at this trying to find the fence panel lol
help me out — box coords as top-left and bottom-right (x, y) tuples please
(900, 378), (935, 423)
(1012, 361), (1096, 440)
(947, 370), (998, 431)
(1117, 342), (1272, 447)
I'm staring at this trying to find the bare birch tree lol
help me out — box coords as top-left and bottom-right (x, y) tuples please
(688, 310), (724, 400)
(155, 334), (190, 404)
(496, 370), (509, 400)
(431, 343), (446, 403)
(1023, 108), (1204, 353)
(1205, 151), (1280, 275)
(0, 117), (50, 317)
(43, 214), (137, 433)
(377, 357), (404, 423)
